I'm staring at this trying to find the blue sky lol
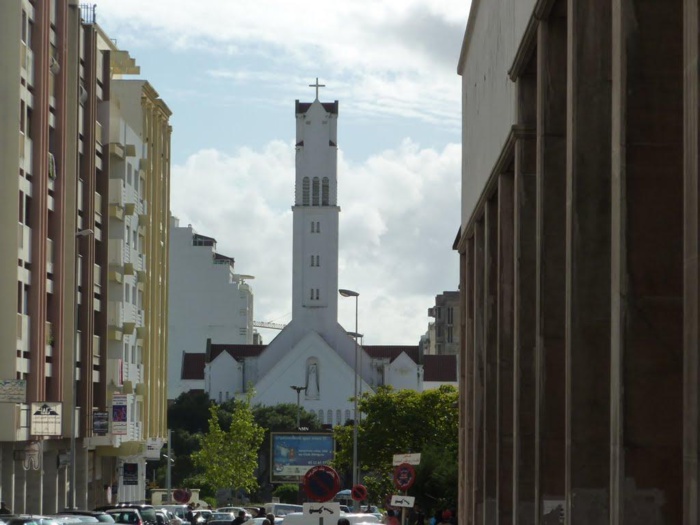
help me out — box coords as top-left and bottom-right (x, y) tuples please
(96, 0), (471, 345)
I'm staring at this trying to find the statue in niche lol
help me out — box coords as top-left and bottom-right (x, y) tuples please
(305, 361), (320, 400)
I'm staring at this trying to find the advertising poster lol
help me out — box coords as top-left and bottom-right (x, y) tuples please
(30, 402), (62, 436)
(270, 432), (334, 483)
(93, 411), (109, 435)
(123, 462), (138, 485)
(111, 394), (128, 435)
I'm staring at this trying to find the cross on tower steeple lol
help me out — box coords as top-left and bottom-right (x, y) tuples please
(309, 77), (326, 100)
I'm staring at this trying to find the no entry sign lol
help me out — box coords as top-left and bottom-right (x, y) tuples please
(303, 465), (341, 502)
(393, 463), (416, 490)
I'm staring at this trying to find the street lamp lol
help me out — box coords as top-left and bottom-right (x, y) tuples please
(290, 385), (307, 428)
(339, 288), (359, 510)
(69, 228), (93, 510)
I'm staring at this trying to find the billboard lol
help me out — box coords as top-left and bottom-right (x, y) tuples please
(270, 432), (334, 483)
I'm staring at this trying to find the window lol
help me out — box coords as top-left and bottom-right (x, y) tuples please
(327, 409), (332, 424)
(20, 101), (25, 134)
(311, 255), (315, 267)
(310, 288), (315, 300)
(312, 177), (320, 206)
(316, 255), (320, 267)
(345, 409), (351, 422)
(317, 222), (320, 233)
(311, 221), (315, 233)
(318, 410), (324, 424)
(447, 326), (453, 343)
(302, 177), (310, 205)
(315, 288), (320, 300)
(336, 409), (341, 424)
(322, 177), (330, 205)
(21, 10), (27, 43)
(125, 285), (130, 303)
(447, 307), (454, 324)
(436, 307), (442, 319)
(311, 255), (320, 267)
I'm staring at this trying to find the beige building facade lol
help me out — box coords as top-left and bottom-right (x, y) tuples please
(456, 0), (700, 523)
(0, 1), (169, 511)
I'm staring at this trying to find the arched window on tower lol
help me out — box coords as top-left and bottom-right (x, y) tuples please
(336, 409), (341, 424)
(318, 410), (324, 424)
(302, 177), (310, 206)
(327, 409), (333, 424)
(345, 409), (351, 422)
(312, 177), (320, 206)
(322, 177), (330, 205)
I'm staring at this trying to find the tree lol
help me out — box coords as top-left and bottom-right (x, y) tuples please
(192, 392), (265, 494)
(332, 385), (458, 509)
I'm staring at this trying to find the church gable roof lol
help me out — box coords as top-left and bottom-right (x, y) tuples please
(208, 344), (267, 362)
(364, 345), (420, 363)
(295, 100), (339, 115)
(423, 354), (457, 382)
(182, 353), (206, 380)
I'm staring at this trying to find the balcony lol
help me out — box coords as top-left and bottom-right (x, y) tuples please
(108, 358), (123, 386)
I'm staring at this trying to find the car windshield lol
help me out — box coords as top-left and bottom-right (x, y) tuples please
(210, 515), (232, 521)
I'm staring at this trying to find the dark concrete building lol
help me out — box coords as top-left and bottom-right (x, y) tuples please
(455, 0), (700, 523)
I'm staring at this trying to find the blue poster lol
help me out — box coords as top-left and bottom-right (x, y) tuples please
(271, 433), (334, 482)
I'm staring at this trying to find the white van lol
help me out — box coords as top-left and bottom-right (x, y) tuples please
(264, 504), (304, 518)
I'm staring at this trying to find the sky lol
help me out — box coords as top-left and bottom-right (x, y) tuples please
(95, 0), (471, 345)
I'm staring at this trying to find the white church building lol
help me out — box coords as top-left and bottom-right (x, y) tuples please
(184, 86), (456, 418)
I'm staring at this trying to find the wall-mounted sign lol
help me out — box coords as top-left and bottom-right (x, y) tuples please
(93, 411), (109, 435)
(31, 402), (62, 436)
(123, 462), (138, 485)
(0, 379), (26, 403)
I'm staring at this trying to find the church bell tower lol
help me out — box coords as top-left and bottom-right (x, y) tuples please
(291, 79), (340, 328)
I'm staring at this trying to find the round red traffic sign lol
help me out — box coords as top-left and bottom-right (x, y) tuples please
(393, 463), (416, 490)
(303, 465), (341, 502)
(351, 484), (368, 501)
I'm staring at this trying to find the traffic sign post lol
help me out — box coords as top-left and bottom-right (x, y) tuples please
(392, 453), (421, 466)
(390, 495), (415, 508)
(393, 463), (416, 491)
(351, 484), (368, 502)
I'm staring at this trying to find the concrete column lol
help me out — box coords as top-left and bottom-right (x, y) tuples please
(513, 131), (537, 525)
(1, 445), (14, 510)
(684, 1), (700, 522)
(14, 457), (26, 513)
(75, 441), (88, 510)
(611, 0), (684, 523)
(484, 197), (499, 524)
(43, 447), (59, 513)
(473, 220), (485, 524)
(535, 2), (568, 522)
(459, 248), (468, 524)
(564, 1), (612, 523)
(497, 174), (515, 525)
(26, 452), (43, 514)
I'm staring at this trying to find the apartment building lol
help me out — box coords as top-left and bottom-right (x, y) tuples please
(0, 1), (170, 511)
(426, 291), (460, 355)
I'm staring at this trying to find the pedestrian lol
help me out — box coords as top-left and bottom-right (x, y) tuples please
(385, 510), (400, 525)
(256, 508), (266, 518)
(412, 506), (425, 525)
(338, 519), (350, 525)
(231, 510), (247, 525)
(265, 514), (275, 524)
(436, 510), (451, 525)
(0, 502), (11, 515)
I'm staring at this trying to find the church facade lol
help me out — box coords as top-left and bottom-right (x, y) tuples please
(192, 87), (456, 416)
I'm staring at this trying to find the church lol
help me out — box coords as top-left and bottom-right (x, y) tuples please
(182, 82), (456, 422)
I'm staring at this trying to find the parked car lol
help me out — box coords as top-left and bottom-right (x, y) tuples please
(96, 506), (157, 525)
(205, 513), (235, 525)
(159, 507), (189, 525)
(188, 511), (210, 525)
(5, 518), (63, 525)
(105, 510), (144, 525)
(262, 504), (302, 518)
(53, 517), (99, 525)
(58, 512), (114, 524)
(281, 513), (378, 525)
(214, 509), (251, 521)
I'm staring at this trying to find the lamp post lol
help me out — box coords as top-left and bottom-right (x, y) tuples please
(290, 385), (307, 428)
(339, 288), (359, 510)
(69, 228), (93, 510)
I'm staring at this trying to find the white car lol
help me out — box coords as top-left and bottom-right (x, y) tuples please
(281, 512), (379, 525)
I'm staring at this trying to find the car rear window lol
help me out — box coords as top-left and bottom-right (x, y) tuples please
(136, 510), (156, 524)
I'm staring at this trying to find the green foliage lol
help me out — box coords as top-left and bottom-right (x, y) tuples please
(332, 385), (458, 508)
(272, 484), (300, 504)
(192, 392), (265, 494)
(168, 391), (213, 434)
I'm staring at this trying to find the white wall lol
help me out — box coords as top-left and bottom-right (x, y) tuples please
(167, 220), (254, 399)
(459, 0), (536, 226)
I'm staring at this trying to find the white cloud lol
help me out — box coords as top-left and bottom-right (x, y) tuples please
(170, 141), (461, 345)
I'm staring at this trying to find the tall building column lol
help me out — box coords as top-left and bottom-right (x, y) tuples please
(513, 56), (537, 525)
(535, 1), (568, 521)
(473, 220), (485, 524)
(463, 236), (475, 525)
(564, 1), (612, 523)
(483, 197), (499, 524)
(513, 131), (537, 525)
(684, 0), (700, 522)
(611, 0), (684, 523)
(497, 173), (515, 525)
